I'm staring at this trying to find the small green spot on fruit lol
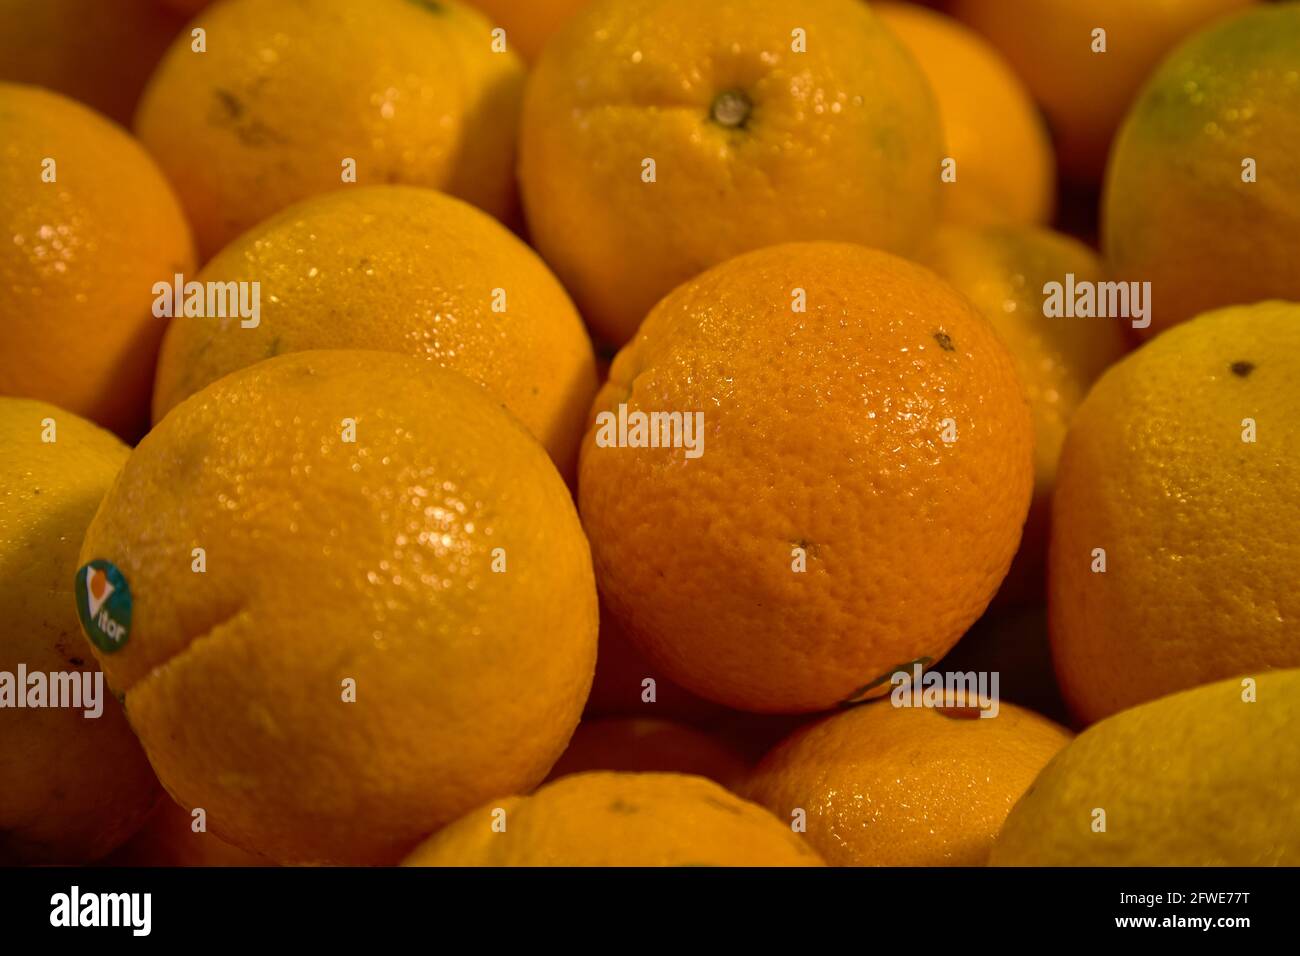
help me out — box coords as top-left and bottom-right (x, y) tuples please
(934, 331), (955, 352)
(1230, 360), (1255, 378)
(710, 89), (753, 130)
(406, 0), (444, 12)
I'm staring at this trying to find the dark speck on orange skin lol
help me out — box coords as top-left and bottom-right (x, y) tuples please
(1230, 361), (1255, 378)
(608, 799), (639, 814)
(933, 331), (955, 352)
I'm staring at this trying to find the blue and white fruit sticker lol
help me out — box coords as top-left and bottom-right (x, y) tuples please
(75, 559), (132, 654)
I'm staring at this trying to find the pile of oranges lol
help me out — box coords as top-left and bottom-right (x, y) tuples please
(1, 0), (1297, 868)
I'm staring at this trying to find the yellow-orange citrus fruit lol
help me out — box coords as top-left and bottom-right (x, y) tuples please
(0, 85), (195, 439)
(1103, 3), (1300, 336)
(745, 697), (1072, 865)
(0, 0), (186, 126)
(152, 186), (597, 476)
(467, 0), (592, 62)
(78, 351), (597, 865)
(579, 242), (1034, 713)
(135, 0), (524, 260)
(100, 796), (269, 868)
(874, 3), (1054, 226)
(923, 224), (1128, 605)
(404, 771), (823, 866)
(951, 0), (1257, 184)
(545, 718), (747, 787)
(992, 669), (1300, 865)
(0, 399), (160, 864)
(520, 0), (942, 344)
(1050, 302), (1300, 725)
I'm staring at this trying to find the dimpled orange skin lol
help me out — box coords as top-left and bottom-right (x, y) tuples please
(467, 0), (593, 62)
(0, 85), (195, 439)
(151, 186), (597, 477)
(951, 0), (1257, 184)
(403, 771), (824, 866)
(135, 0), (524, 260)
(1050, 303), (1300, 726)
(873, 3), (1055, 227)
(79, 351), (598, 865)
(1103, 4), (1300, 337)
(520, 0), (942, 345)
(744, 699), (1072, 866)
(578, 243), (1034, 713)
(922, 224), (1129, 606)
(0, 0), (186, 126)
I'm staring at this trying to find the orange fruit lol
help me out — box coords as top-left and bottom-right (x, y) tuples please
(99, 796), (269, 867)
(544, 717), (747, 787)
(951, 0), (1257, 184)
(579, 242), (1034, 713)
(0, 399), (160, 864)
(992, 669), (1300, 866)
(151, 186), (597, 477)
(520, 0), (942, 345)
(78, 351), (598, 864)
(745, 698), (1072, 865)
(922, 224), (1128, 605)
(135, 0), (524, 260)
(874, 3), (1054, 226)
(403, 771), (823, 866)
(467, 0), (592, 62)
(1050, 302), (1300, 725)
(0, 84), (195, 439)
(0, 0), (186, 126)
(1103, 3), (1300, 337)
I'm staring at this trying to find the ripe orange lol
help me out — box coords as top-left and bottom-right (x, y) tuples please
(922, 224), (1128, 605)
(544, 717), (747, 787)
(135, 0), (524, 260)
(1103, 3), (1300, 336)
(520, 0), (942, 344)
(579, 242), (1034, 713)
(467, 0), (592, 62)
(1050, 302), (1300, 724)
(79, 351), (598, 864)
(0, 84), (195, 439)
(874, 3), (1054, 226)
(745, 698), (1072, 865)
(151, 186), (597, 476)
(951, 0), (1257, 184)
(0, 399), (160, 864)
(0, 0), (186, 126)
(403, 771), (823, 866)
